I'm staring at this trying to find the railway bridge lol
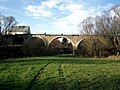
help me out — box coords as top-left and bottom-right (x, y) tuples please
(29, 34), (88, 51)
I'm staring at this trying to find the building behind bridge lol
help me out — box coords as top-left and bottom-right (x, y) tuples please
(2, 26), (31, 35)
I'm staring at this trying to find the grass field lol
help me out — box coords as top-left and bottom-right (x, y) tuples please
(0, 56), (120, 90)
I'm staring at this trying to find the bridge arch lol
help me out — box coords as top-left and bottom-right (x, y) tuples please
(49, 36), (75, 47)
(49, 36), (74, 54)
(25, 35), (48, 46)
(76, 38), (87, 49)
(22, 36), (47, 56)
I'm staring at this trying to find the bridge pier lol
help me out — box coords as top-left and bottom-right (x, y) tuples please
(72, 45), (77, 55)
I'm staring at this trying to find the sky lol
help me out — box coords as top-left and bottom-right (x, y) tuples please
(0, 0), (119, 34)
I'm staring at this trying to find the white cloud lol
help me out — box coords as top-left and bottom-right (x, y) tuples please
(49, 3), (114, 34)
(24, 0), (114, 34)
(49, 10), (88, 34)
(25, 0), (60, 18)
(25, 1), (95, 34)
(66, 3), (83, 12)
(25, 5), (52, 17)
(41, 0), (58, 8)
(48, 2), (89, 34)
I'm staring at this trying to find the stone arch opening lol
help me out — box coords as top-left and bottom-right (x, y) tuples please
(49, 36), (73, 54)
(76, 37), (98, 57)
(21, 37), (47, 56)
(76, 37), (108, 57)
(76, 39), (88, 57)
(25, 36), (47, 46)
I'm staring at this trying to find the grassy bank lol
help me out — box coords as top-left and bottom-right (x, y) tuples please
(0, 57), (120, 90)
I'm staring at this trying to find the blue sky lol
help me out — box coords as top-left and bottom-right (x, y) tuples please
(0, 0), (119, 34)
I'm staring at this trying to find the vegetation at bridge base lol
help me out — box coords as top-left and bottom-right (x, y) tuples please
(0, 34), (120, 59)
(75, 37), (114, 58)
(21, 37), (48, 57)
(0, 35), (49, 59)
(0, 57), (120, 90)
(0, 35), (24, 59)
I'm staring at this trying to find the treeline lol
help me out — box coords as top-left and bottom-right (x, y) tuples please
(0, 35), (73, 59)
(77, 4), (120, 57)
(0, 35), (49, 59)
(0, 35), (23, 59)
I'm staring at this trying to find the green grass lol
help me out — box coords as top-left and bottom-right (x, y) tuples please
(0, 57), (120, 90)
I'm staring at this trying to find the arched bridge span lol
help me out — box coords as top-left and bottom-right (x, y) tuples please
(31, 34), (87, 50)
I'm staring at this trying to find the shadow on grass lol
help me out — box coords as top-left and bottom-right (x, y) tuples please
(1, 75), (120, 90)
(27, 74), (120, 90)
(0, 57), (120, 65)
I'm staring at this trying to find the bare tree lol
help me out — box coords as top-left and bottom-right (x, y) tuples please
(77, 4), (120, 57)
(95, 4), (120, 54)
(78, 16), (109, 57)
(78, 17), (99, 57)
(110, 4), (120, 52)
(0, 13), (18, 34)
(80, 17), (95, 35)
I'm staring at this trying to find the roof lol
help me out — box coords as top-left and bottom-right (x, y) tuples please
(11, 26), (30, 32)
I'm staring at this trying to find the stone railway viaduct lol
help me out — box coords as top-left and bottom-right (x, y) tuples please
(28, 34), (88, 51)
(0, 33), (91, 53)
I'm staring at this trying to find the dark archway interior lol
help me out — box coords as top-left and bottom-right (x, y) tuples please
(77, 38), (110, 57)
(77, 39), (89, 57)
(49, 37), (73, 54)
(21, 37), (47, 56)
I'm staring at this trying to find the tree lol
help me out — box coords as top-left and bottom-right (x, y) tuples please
(95, 4), (120, 54)
(78, 4), (120, 57)
(79, 17), (97, 57)
(80, 17), (95, 35)
(110, 4), (120, 53)
(0, 13), (18, 34)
